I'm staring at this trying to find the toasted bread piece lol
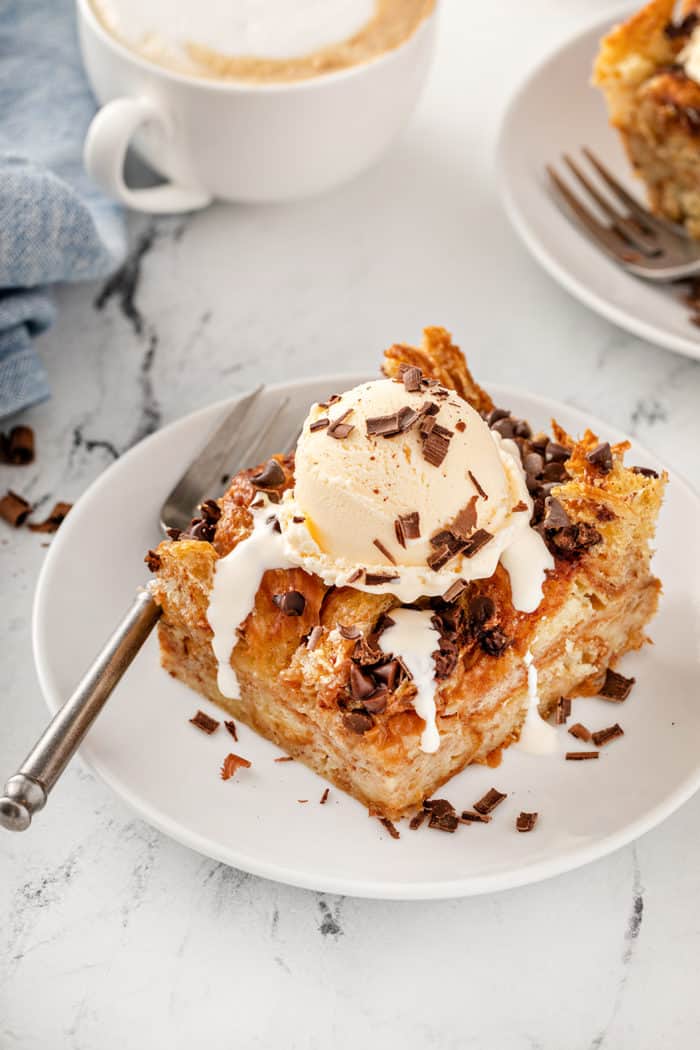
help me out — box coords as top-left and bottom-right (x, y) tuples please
(150, 330), (665, 819)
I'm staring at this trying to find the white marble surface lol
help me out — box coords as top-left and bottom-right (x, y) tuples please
(2, 1), (700, 1046)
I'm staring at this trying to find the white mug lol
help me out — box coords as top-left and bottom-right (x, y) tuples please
(76, 0), (438, 212)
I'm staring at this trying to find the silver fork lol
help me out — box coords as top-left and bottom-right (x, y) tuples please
(0, 387), (299, 831)
(547, 147), (700, 281)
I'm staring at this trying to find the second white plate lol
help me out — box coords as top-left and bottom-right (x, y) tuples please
(497, 7), (700, 361)
(33, 377), (700, 898)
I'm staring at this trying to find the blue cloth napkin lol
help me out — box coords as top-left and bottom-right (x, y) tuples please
(0, 0), (127, 419)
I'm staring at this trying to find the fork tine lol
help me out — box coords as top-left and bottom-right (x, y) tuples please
(562, 154), (660, 255)
(546, 165), (643, 264)
(581, 148), (681, 237)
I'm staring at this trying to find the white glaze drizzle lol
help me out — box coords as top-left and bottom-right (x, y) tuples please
(515, 649), (559, 754)
(207, 502), (293, 699)
(379, 608), (441, 753)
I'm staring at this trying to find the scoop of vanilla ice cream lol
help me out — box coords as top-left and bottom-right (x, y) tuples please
(278, 378), (553, 609)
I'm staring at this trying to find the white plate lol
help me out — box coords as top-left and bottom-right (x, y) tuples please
(497, 7), (700, 362)
(33, 377), (700, 899)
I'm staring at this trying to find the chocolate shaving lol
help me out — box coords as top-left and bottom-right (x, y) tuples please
(460, 810), (491, 824)
(366, 413), (402, 437)
(1, 425), (35, 465)
(462, 529), (493, 558)
(556, 697), (572, 725)
(346, 568), (363, 584)
(320, 788), (330, 805)
(145, 549), (161, 572)
(455, 420), (466, 433)
(451, 496), (478, 540)
(224, 719), (238, 741)
(473, 788), (507, 815)
(568, 722), (591, 742)
(512, 501), (528, 513)
(402, 366), (423, 392)
(306, 625), (323, 650)
(423, 798), (454, 817)
(379, 816), (400, 840)
(442, 578), (467, 603)
(632, 466), (659, 479)
(251, 458), (285, 489)
(586, 442), (613, 474)
(427, 544), (457, 571)
(28, 501), (72, 534)
(599, 669), (635, 701)
(429, 811), (460, 833)
(364, 571), (399, 586)
(272, 590), (306, 616)
(664, 12), (698, 39)
(396, 511), (420, 545)
(274, 755), (294, 762)
(409, 810), (428, 830)
(516, 811), (538, 833)
(0, 490), (31, 527)
(309, 417), (329, 432)
(339, 624), (362, 640)
(591, 723), (624, 747)
(343, 711), (374, 734)
(373, 538), (397, 565)
(190, 710), (220, 734)
(327, 423), (355, 440)
(397, 405), (420, 432)
(565, 751), (599, 761)
(318, 394), (342, 409)
(220, 753), (251, 779)
(422, 429), (451, 467)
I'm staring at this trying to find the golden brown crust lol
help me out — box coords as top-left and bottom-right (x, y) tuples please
(150, 331), (665, 819)
(382, 326), (494, 414)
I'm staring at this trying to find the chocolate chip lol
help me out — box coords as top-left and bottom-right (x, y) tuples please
(542, 461), (568, 483)
(516, 811), (538, 832)
(190, 710), (220, 734)
(188, 518), (216, 542)
(166, 527), (182, 541)
(272, 590), (306, 616)
(599, 669), (635, 701)
(487, 408), (510, 426)
(200, 499), (222, 522)
(349, 664), (376, 701)
(251, 458), (285, 489)
(632, 466), (659, 479)
(0, 490), (31, 527)
(547, 521), (602, 559)
(546, 442), (571, 463)
(373, 659), (401, 692)
(363, 692), (388, 714)
(343, 711), (374, 734)
(492, 418), (515, 439)
(513, 420), (532, 439)
(524, 451), (544, 477)
(591, 723), (624, 747)
(473, 788), (507, 815)
(586, 442), (613, 474)
(543, 496), (570, 531)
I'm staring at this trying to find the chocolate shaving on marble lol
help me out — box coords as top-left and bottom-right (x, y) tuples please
(516, 812), (538, 833)
(373, 538), (396, 565)
(461, 810), (491, 824)
(429, 811), (460, 832)
(568, 723), (591, 742)
(379, 816), (400, 840)
(473, 788), (507, 815)
(190, 710), (220, 734)
(599, 669), (635, 701)
(27, 500), (73, 534)
(1, 425), (35, 465)
(0, 490), (31, 527)
(251, 458), (285, 489)
(565, 751), (599, 761)
(224, 720), (238, 741)
(274, 755), (294, 762)
(309, 418), (329, 432)
(586, 442), (613, 474)
(556, 697), (572, 725)
(272, 590), (306, 616)
(592, 723), (624, 747)
(320, 788), (330, 805)
(409, 810), (428, 830)
(306, 625), (323, 650)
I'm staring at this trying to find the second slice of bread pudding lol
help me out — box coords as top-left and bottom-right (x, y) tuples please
(148, 328), (664, 820)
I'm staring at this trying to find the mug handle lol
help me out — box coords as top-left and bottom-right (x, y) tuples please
(84, 96), (212, 214)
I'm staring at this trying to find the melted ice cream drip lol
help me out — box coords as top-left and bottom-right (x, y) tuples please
(379, 608), (441, 753)
(515, 649), (559, 754)
(207, 501), (293, 700)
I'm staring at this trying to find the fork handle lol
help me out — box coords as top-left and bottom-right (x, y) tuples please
(0, 589), (161, 831)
